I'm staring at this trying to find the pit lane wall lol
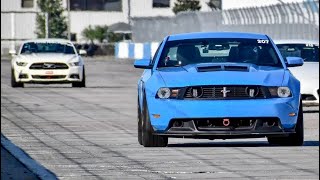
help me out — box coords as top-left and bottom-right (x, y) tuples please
(115, 42), (160, 59)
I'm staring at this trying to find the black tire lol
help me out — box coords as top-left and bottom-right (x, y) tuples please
(141, 95), (168, 147)
(138, 98), (143, 145)
(268, 101), (304, 146)
(11, 69), (24, 88)
(72, 66), (86, 88)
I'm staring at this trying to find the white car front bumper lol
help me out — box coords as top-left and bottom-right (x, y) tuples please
(13, 65), (84, 83)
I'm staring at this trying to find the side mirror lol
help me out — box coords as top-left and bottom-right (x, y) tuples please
(9, 49), (17, 56)
(286, 57), (304, 67)
(134, 59), (152, 69)
(79, 49), (87, 56)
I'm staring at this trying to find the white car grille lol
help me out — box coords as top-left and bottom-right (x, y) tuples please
(29, 63), (69, 69)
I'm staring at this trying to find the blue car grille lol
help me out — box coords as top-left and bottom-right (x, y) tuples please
(184, 86), (266, 99)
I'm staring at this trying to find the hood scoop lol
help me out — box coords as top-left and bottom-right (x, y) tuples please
(197, 65), (249, 72)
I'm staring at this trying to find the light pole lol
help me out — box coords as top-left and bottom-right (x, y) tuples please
(45, 12), (49, 38)
(67, 0), (71, 40)
(11, 13), (15, 51)
(128, 0), (131, 25)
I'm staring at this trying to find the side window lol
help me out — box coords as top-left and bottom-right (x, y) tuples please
(150, 42), (162, 66)
(21, 0), (34, 8)
(166, 47), (177, 61)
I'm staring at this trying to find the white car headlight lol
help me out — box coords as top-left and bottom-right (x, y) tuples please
(157, 88), (171, 99)
(69, 61), (80, 66)
(16, 61), (28, 66)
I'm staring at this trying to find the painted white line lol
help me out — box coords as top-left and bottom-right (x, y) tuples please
(1, 134), (57, 180)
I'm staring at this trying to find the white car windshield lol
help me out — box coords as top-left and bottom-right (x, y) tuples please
(20, 42), (75, 54)
(277, 43), (319, 62)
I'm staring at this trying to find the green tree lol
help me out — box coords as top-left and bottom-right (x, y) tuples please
(82, 25), (109, 43)
(82, 25), (126, 43)
(95, 25), (108, 43)
(207, 0), (222, 11)
(35, 0), (68, 38)
(82, 25), (96, 44)
(172, 0), (201, 15)
(107, 32), (124, 43)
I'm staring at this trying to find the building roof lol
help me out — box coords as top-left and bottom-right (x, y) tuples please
(109, 22), (131, 34)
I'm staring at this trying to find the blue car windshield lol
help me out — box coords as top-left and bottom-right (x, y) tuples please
(276, 43), (319, 62)
(158, 38), (283, 68)
(20, 42), (75, 54)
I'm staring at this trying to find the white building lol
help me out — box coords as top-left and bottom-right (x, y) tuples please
(1, 0), (214, 43)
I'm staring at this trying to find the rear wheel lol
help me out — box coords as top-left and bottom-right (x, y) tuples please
(11, 69), (24, 88)
(72, 66), (86, 87)
(141, 96), (168, 147)
(268, 102), (304, 146)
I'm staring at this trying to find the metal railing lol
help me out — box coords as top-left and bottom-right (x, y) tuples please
(131, 0), (319, 42)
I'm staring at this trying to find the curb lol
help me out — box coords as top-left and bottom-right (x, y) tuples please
(1, 134), (58, 180)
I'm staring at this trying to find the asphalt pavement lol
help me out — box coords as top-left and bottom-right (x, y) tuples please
(1, 57), (319, 179)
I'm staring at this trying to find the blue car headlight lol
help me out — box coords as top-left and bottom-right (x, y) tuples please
(268, 87), (291, 98)
(156, 88), (180, 99)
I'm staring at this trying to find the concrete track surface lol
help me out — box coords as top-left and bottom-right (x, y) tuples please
(1, 58), (319, 180)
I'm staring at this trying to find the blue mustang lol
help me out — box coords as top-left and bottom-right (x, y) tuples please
(134, 32), (304, 147)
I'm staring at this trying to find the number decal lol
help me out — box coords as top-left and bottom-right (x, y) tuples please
(257, 39), (269, 44)
(305, 44), (314, 47)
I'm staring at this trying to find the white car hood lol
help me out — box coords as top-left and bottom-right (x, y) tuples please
(18, 53), (77, 63)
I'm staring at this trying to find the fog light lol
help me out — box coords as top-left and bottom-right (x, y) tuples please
(19, 74), (28, 79)
(173, 120), (183, 127)
(289, 112), (296, 117)
(152, 114), (160, 118)
(70, 74), (79, 79)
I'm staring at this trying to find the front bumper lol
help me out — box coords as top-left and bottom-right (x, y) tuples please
(13, 66), (83, 83)
(147, 97), (299, 134)
(154, 118), (294, 138)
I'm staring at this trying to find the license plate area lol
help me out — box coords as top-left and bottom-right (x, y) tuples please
(45, 71), (54, 75)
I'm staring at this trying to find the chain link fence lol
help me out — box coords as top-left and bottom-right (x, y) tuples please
(132, 0), (319, 42)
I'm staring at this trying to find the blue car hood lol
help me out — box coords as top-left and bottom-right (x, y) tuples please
(157, 63), (285, 87)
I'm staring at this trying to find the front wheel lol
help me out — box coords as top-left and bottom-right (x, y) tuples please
(141, 96), (168, 147)
(11, 69), (24, 88)
(268, 102), (304, 146)
(72, 66), (86, 88)
(137, 98), (143, 145)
